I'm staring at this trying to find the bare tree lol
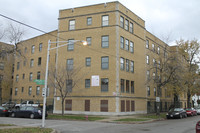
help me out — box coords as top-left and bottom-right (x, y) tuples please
(0, 23), (25, 57)
(48, 65), (87, 116)
(177, 39), (200, 107)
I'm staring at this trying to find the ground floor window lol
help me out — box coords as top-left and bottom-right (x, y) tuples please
(85, 100), (90, 111)
(100, 100), (108, 112)
(65, 100), (72, 111)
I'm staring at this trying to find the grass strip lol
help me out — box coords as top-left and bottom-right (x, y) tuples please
(47, 114), (105, 121)
(0, 127), (52, 133)
(0, 124), (14, 127)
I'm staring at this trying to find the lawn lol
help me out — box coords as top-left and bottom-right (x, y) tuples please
(0, 127), (52, 133)
(47, 114), (105, 121)
(0, 124), (14, 127)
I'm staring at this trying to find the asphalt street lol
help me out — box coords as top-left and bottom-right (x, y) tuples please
(0, 115), (199, 133)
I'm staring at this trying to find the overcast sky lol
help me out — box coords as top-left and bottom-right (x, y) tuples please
(0, 0), (200, 45)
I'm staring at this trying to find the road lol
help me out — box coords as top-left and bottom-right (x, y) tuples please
(0, 116), (199, 133)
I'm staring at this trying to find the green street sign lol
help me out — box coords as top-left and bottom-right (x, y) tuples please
(34, 79), (45, 85)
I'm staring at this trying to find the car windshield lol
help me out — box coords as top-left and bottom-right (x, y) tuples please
(170, 108), (182, 112)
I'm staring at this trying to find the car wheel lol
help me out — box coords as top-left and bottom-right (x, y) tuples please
(11, 113), (15, 118)
(30, 114), (34, 119)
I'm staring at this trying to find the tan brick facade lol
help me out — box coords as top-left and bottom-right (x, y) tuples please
(10, 1), (187, 115)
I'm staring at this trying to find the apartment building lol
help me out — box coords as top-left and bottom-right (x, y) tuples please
(0, 42), (14, 104)
(11, 1), (187, 115)
(12, 30), (57, 110)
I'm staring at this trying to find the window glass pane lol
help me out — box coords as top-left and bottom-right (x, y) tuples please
(67, 59), (73, 70)
(101, 36), (109, 48)
(130, 41), (134, 53)
(130, 22), (133, 33)
(68, 39), (74, 51)
(121, 79), (124, 93)
(125, 19), (129, 31)
(130, 61), (134, 73)
(101, 57), (109, 69)
(0, 62), (4, 70)
(31, 45), (35, 54)
(86, 57), (91, 67)
(125, 39), (129, 51)
(126, 59), (129, 72)
(86, 37), (91, 46)
(87, 17), (92, 25)
(120, 36), (124, 49)
(120, 16), (124, 28)
(69, 20), (75, 30)
(85, 79), (90, 88)
(131, 81), (134, 93)
(101, 78), (108, 92)
(102, 15), (109, 26)
(66, 80), (72, 92)
(120, 58), (124, 70)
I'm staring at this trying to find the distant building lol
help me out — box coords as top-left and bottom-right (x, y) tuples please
(0, 42), (14, 104)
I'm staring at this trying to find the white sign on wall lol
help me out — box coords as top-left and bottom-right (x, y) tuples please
(91, 75), (99, 86)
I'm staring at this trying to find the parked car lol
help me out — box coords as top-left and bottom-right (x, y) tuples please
(196, 121), (200, 133)
(2, 101), (16, 109)
(0, 106), (9, 117)
(11, 106), (47, 119)
(166, 108), (187, 119)
(185, 108), (197, 116)
(195, 108), (200, 115)
(15, 101), (39, 109)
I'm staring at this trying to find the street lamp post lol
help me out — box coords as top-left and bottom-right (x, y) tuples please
(42, 40), (87, 128)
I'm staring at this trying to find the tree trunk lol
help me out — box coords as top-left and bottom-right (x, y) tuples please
(62, 98), (64, 116)
(187, 90), (191, 108)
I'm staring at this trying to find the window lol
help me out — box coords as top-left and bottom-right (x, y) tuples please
(23, 60), (26, 66)
(85, 79), (90, 88)
(15, 88), (18, 96)
(85, 100), (90, 111)
(131, 81), (134, 93)
(22, 74), (25, 79)
(120, 36), (124, 49)
(87, 17), (92, 25)
(38, 57), (42, 66)
(37, 71), (40, 80)
(36, 86), (40, 95)
(67, 59), (73, 71)
(153, 58), (156, 66)
(152, 44), (155, 51)
(39, 43), (42, 52)
(120, 16), (124, 28)
(126, 59), (129, 72)
(121, 79), (125, 93)
(30, 59), (34, 67)
(0, 62), (4, 70)
(24, 47), (27, 53)
(147, 70), (150, 80)
(130, 61), (134, 73)
(130, 41), (134, 53)
(29, 72), (33, 81)
(154, 87), (156, 96)
(146, 55), (149, 64)
(66, 79), (72, 92)
(125, 39), (129, 51)
(101, 78), (108, 92)
(65, 100), (72, 111)
(126, 100), (130, 112)
(125, 19), (129, 31)
(85, 57), (91, 67)
(130, 22), (133, 33)
(102, 15), (109, 26)
(28, 86), (32, 96)
(67, 39), (74, 51)
(101, 36), (109, 48)
(100, 100), (108, 112)
(17, 62), (20, 70)
(16, 75), (19, 82)
(131, 101), (135, 111)
(31, 45), (35, 54)
(147, 86), (150, 96)
(146, 40), (149, 49)
(101, 56), (109, 69)
(157, 47), (160, 54)
(86, 37), (91, 46)
(126, 80), (130, 93)
(121, 100), (125, 112)
(21, 87), (24, 93)
(120, 57), (125, 70)
(69, 20), (75, 30)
